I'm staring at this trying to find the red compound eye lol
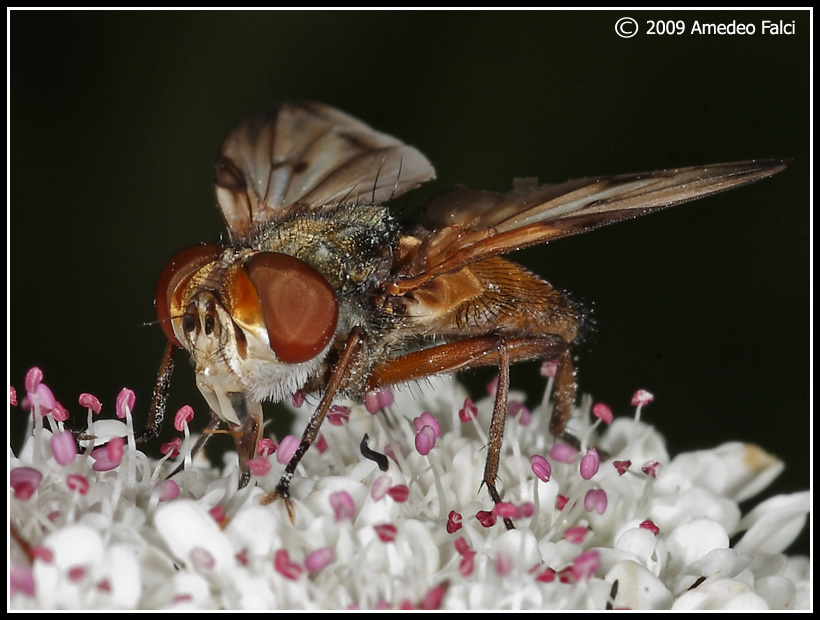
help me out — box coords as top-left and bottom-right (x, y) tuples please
(244, 252), (338, 364)
(155, 244), (221, 346)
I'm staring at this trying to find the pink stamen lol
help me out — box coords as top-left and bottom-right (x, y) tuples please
(158, 480), (180, 502)
(613, 459), (632, 475)
(592, 402), (613, 425)
(454, 538), (472, 556)
(419, 583), (448, 610)
(382, 442), (400, 463)
(374, 523), (398, 542)
(492, 502), (518, 519)
(377, 387), (394, 410)
(386, 484), (410, 503)
(25, 367), (43, 394)
(257, 437), (278, 457)
(68, 566), (86, 582)
(10, 467), (42, 499)
(458, 397), (478, 422)
(413, 412), (441, 437)
(580, 448), (600, 480)
(276, 435), (300, 465)
(564, 526), (588, 544)
(364, 391), (381, 415)
(364, 386), (394, 415)
(531, 454), (551, 482)
(631, 389), (654, 407)
(549, 443), (579, 464)
(115, 388), (135, 420)
(571, 550), (600, 581)
(91, 437), (124, 471)
(459, 553), (475, 576)
(291, 390), (305, 408)
(517, 502), (535, 518)
(486, 376), (499, 395)
(173, 405), (195, 432)
(584, 488), (608, 514)
(65, 474), (89, 495)
(305, 547), (333, 573)
(78, 392), (102, 414)
(51, 401), (69, 422)
(274, 550), (303, 580)
(51, 430), (77, 465)
(330, 490), (356, 522)
(641, 461), (660, 478)
(532, 565), (556, 582)
(160, 438), (182, 459)
(247, 457), (271, 477)
(476, 510), (496, 528)
(447, 511), (463, 534)
(209, 505), (226, 524)
(31, 546), (54, 562)
(29, 383), (56, 414)
(540, 359), (558, 378)
(556, 495), (569, 511)
(10, 386), (17, 407)
(414, 425), (437, 456)
(189, 547), (215, 569)
(495, 551), (513, 576)
(327, 405), (351, 426)
(315, 434), (328, 453)
(371, 475), (391, 500)
(507, 400), (532, 425)
(639, 519), (660, 535)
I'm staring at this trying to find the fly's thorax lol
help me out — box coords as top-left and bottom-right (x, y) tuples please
(250, 203), (399, 299)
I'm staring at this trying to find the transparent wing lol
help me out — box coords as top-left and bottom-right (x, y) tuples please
(215, 102), (436, 241)
(394, 159), (788, 290)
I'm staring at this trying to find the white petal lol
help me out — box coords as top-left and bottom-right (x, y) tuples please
(599, 418), (670, 463)
(713, 443), (784, 502)
(86, 419), (128, 443)
(31, 525), (104, 608)
(734, 491), (809, 555)
(672, 578), (767, 610)
(607, 560), (674, 610)
(650, 487), (740, 534)
(754, 575), (797, 610)
(613, 527), (666, 576)
(224, 505), (283, 557)
(95, 544), (142, 609)
(154, 500), (236, 571)
(487, 528), (540, 572)
(664, 518), (729, 575)
(43, 524), (105, 570)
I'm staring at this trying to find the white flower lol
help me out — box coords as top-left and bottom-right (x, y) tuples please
(9, 371), (810, 610)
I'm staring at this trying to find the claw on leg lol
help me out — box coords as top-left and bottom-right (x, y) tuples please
(260, 482), (297, 524)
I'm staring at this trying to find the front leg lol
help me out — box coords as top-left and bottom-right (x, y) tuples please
(261, 327), (365, 519)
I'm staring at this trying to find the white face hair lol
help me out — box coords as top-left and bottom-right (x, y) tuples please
(176, 288), (330, 426)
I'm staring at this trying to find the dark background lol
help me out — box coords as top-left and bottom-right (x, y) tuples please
(10, 11), (809, 554)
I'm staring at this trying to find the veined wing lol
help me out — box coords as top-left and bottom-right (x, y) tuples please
(392, 159), (787, 291)
(215, 102), (436, 241)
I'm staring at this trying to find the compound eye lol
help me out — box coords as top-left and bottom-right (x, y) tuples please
(244, 253), (338, 364)
(156, 244), (221, 346)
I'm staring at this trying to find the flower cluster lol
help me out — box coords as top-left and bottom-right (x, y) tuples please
(9, 367), (809, 609)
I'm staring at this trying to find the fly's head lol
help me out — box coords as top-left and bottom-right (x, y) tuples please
(155, 244), (339, 424)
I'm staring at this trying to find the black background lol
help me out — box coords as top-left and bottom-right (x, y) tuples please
(10, 11), (809, 554)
